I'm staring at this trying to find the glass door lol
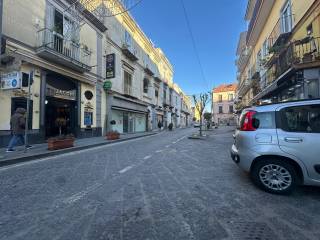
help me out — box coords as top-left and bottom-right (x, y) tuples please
(123, 112), (129, 133)
(281, 1), (292, 34)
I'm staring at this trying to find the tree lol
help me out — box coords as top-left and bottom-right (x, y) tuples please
(203, 112), (212, 122)
(193, 92), (211, 136)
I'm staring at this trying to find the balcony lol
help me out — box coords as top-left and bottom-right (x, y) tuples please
(237, 47), (252, 72)
(237, 78), (251, 97)
(144, 64), (154, 76)
(36, 28), (91, 72)
(122, 43), (138, 62)
(268, 15), (294, 51)
(246, 0), (275, 45)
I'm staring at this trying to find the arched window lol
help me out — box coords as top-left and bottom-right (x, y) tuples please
(143, 78), (149, 94)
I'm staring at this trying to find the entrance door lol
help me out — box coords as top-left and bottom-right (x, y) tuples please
(45, 97), (76, 137)
(128, 114), (135, 133)
(123, 112), (129, 133)
(11, 97), (33, 131)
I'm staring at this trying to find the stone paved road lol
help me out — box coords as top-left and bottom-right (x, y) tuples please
(1, 127), (320, 240)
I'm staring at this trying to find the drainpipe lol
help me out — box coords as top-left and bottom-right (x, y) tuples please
(0, 0), (3, 54)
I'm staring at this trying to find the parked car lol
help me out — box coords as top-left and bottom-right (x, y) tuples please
(231, 99), (320, 194)
(194, 123), (200, 128)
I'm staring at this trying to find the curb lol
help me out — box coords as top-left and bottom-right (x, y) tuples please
(0, 132), (158, 168)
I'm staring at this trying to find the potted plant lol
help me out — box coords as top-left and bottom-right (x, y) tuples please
(106, 120), (120, 140)
(106, 131), (120, 140)
(47, 118), (75, 150)
(48, 134), (75, 151)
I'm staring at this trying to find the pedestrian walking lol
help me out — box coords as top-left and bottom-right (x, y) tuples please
(6, 108), (32, 152)
(158, 120), (162, 131)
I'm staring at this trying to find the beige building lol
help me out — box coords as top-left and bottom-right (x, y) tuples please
(212, 84), (237, 125)
(0, 0), (193, 146)
(0, 0), (107, 147)
(236, 0), (320, 109)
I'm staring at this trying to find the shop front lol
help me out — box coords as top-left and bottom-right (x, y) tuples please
(45, 73), (78, 138)
(110, 95), (148, 134)
(259, 69), (320, 104)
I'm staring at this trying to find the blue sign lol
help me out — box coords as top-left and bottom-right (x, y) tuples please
(12, 79), (17, 87)
(84, 112), (93, 126)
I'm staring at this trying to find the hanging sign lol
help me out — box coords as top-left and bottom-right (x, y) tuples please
(46, 84), (76, 101)
(0, 71), (21, 90)
(106, 53), (116, 79)
(103, 80), (112, 91)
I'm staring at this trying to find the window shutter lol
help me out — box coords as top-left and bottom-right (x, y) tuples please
(46, 3), (54, 30)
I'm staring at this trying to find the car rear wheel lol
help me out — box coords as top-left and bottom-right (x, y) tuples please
(251, 158), (298, 194)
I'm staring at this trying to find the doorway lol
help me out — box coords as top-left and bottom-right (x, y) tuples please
(45, 97), (77, 138)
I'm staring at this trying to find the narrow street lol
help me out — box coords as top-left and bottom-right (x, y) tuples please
(1, 127), (319, 240)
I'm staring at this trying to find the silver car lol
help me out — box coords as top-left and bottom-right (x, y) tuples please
(231, 99), (320, 194)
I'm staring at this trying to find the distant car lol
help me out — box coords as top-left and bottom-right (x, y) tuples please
(194, 123), (200, 128)
(231, 99), (320, 194)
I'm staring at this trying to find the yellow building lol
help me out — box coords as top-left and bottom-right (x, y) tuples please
(212, 84), (237, 125)
(236, 0), (320, 108)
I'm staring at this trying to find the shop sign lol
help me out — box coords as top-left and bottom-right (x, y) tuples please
(0, 71), (21, 90)
(106, 53), (115, 79)
(84, 102), (94, 112)
(84, 112), (93, 126)
(46, 84), (76, 101)
(103, 80), (112, 91)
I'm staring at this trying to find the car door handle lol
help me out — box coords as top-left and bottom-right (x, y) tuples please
(284, 137), (303, 143)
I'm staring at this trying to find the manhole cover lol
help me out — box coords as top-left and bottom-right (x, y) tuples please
(229, 221), (278, 240)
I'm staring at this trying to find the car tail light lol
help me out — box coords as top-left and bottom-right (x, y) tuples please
(240, 111), (257, 131)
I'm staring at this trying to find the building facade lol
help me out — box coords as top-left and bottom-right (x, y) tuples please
(0, 0), (192, 146)
(236, 0), (320, 109)
(212, 84), (237, 125)
(0, 0), (106, 147)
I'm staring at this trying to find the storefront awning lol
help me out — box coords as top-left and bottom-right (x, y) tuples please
(251, 67), (294, 104)
(112, 106), (147, 114)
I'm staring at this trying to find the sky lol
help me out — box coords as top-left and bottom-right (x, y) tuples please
(130, 0), (248, 96)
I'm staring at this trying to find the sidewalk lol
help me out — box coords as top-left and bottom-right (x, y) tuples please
(0, 132), (158, 167)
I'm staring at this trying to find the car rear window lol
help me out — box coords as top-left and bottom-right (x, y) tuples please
(237, 110), (275, 130)
(253, 112), (275, 129)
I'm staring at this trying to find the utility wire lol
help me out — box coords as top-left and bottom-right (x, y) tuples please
(180, 0), (210, 91)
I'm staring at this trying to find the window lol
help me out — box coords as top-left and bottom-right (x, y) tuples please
(163, 89), (167, 103)
(253, 112), (275, 129)
(22, 72), (33, 87)
(219, 106), (223, 114)
(280, 105), (320, 133)
(229, 105), (234, 113)
(124, 30), (132, 48)
(262, 40), (269, 58)
(218, 95), (223, 102)
(155, 89), (159, 98)
(176, 96), (178, 106)
(54, 10), (63, 35)
(124, 71), (132, 95)
(307, 79), (319, 99)
(228, 94), (234, 101)
(280, 1), (293, 33)
(143, 78), (149, 94)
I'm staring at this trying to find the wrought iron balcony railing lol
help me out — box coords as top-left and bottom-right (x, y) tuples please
(36, 28), (91, 72)
(268, 14), (294, 50)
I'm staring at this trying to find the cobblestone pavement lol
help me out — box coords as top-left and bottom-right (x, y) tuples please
(0, 127), (319, 240)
